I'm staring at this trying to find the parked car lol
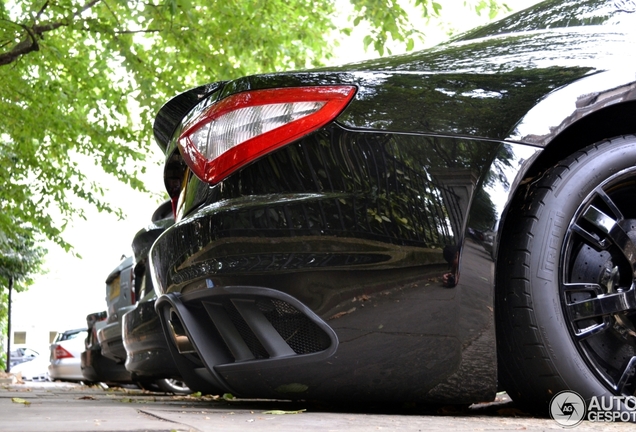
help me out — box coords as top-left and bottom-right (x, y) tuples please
(121, 201), (192, 394)
(49, 328), (87, 381)
(96, 256), (135, 364)
(148, 0), (636, 414)
(10, 354), (49, 382)
(9, 345), (39, 368)
(81, 257), (141, 386)
(85, 202), (190, 394)
(81, 310), (133, 383)
(10, 346), (48, 382)
(82, 258), (144, 385)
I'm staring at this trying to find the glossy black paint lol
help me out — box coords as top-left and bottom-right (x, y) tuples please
(151, 127), (538, 401)
(149, 0), (636, 403)
(122, 299), (181, 380)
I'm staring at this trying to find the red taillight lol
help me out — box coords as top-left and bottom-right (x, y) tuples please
(53, 345), (73, 360)
(178, 85), (356, 184)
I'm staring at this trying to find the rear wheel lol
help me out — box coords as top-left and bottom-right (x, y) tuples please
(155, 378), (191, 395)
(497, 136), (636, 412)
(137, 378), (191, 395)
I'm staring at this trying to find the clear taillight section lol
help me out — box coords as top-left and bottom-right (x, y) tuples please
(178, 86), (356, 184)
(191, 101), (325, 160)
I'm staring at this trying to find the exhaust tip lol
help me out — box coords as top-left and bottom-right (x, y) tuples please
(168, 309), (196, 354)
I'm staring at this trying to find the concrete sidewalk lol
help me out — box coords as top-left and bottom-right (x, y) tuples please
(0, 380), (633, 431)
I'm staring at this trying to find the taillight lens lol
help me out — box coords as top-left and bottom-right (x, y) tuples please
(53, 345), (73, 360)
(178, 85), (356, 184)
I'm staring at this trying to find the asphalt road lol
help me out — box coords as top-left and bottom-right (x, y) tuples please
(1, 380), (635, 431)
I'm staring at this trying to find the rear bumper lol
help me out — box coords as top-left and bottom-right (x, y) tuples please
(155, 286), (338, 398)
(49, 359), (83, 381)
(97, 305), (135, 363)
(80, 348), (132, 383)
(122, 300), (181, 379)
(96, 322), (127, 363)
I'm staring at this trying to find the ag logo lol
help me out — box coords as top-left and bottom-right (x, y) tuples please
(550, 390), (586, 427)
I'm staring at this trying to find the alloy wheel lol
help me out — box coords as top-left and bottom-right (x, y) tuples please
(562, 168), (636, 396)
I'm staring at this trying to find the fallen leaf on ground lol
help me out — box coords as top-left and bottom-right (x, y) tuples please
(262, 409), (306, 415)
(329, 307), (356, 320)
(11, 397), (31, 406)
(171, 394), (219, 402)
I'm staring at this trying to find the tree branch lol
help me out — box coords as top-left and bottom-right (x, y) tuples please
(114, 29), (161, 34)
(0, 23), (39, 66)
(0, 0), (102, 67)
(34, 1), (50, 21)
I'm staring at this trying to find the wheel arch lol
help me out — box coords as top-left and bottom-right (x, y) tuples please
(495, 100), (636, 265)
(521, 100), (636, 182)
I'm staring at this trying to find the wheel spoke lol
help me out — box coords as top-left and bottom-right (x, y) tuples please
(562, 282), (604, 295)
(581, 205), (636, 272)
(597, 188), (625, 221)
(615, 357), (636, 394)
(570, 223), (610, 250)
(567, 289), (636, 321)
(573, 320), (611, 340)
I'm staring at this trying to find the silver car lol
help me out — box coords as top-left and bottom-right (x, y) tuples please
(49, 328), (87, 381)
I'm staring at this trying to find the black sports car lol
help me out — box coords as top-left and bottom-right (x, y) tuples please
(149, 0), (636, 412)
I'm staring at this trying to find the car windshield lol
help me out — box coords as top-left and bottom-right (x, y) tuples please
(10, 347), (38, 359)
(54, 330), (84, 342)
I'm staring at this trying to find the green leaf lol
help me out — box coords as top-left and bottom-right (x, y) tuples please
(362, 34), (373, 49)
(262, 409), (307, 415)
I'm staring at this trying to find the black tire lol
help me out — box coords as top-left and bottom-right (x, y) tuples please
(136, 380), (160, 392)
(497, 136), (636, 413)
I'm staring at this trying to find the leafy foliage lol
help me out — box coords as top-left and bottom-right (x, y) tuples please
(349, 0), (509, 55)
(0, 231), (45, 288)
(0, 0), (340, 254)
